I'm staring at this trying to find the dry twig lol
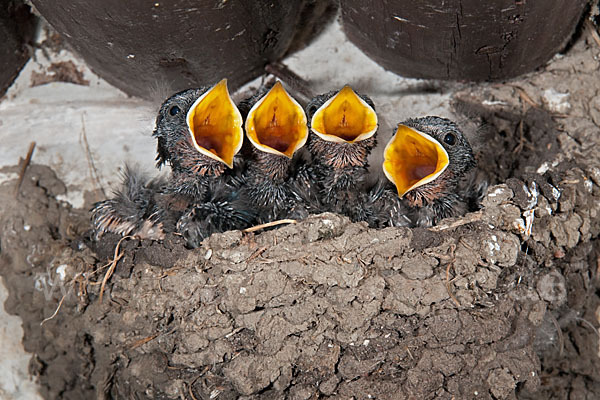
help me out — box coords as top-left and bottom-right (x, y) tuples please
(511, 85), (539, 108)
(244, 246), (268, 263)
(129, 333), (159, 350)
(99, 235), (133, 302)
(14, 141), (36, 198)
(513, 120), (526, 154)
(428, 212), (483, 232)
(445, 263), (461, 307)
(79, 113), (106, 197)
(547, 312), (564, 357)
(40, 294), (66, 326)
(188, 382), (199, 400)
(186, 368), (210, 400)
(243, 219), (297, 233)
(586, 19), (600, 48)
(576, 317), (600, 341)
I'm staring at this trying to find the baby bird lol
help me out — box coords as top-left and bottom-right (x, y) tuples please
(92, 80), (254, 247)
(381, 116), (478, 227)
(153, 79), (243, 198)
(238, 81), (311, 222)
(90, 165), (166, 240)
(155, 79), (256, 247)
(305, 86), (379, 222)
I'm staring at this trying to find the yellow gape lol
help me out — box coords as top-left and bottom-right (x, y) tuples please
(310, 85), (378, 143)
(186, 79), (243, 168)
(245, 81), (308, 158)
(383, 124), (449, 197)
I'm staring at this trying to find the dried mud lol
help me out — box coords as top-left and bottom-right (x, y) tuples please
(2, 28), (600, 400)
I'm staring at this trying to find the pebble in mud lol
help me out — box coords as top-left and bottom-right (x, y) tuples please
(536, 270), (567, 306)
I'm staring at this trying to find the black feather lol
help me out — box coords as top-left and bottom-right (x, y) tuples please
(304, 89), (378, 222)
(91, 165), (166, 239)
(237, 84), (312, 223)
(176, 179), (256, 248)
(390, 116), (480, 227)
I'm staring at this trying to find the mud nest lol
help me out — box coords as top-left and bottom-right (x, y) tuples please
(1, 31), (600, 400)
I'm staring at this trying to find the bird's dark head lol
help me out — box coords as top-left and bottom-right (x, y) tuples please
(383, 116), (476, 207)
(306, 86), (378, 169)
(153, 80), (243, 176)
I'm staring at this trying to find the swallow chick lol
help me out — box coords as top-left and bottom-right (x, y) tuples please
(153, 79), (244, 200)
(152, 79), (257, 247)
(92, 80), (253, 247)
(239, 81), (311, 222)
(91, 165), (167, 240)
(305, 85), (379, 222)
(382, 116), (477, 227)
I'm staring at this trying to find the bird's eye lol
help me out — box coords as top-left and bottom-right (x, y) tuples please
(169, 105), (181, 116)
(443, 133), (456, 145)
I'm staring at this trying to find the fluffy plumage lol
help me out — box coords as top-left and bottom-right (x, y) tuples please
(237, 84), (314, 223)
(92, 86), (252, 247)
(380, 116), (480, 227)
(305, 90), (377, 222)
(91, 85), (482, 245)
(155, 87), (252, 246)
(153, 88), (229, 180)
(91, 165), (166, 240)
(362, 180), (411, 228)
(176, 180), (255, 248)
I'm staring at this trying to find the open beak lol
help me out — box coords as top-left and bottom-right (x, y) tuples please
(310, 85), (378, 143)
(245, 81), (308, 158)
(186, 79), (243, 168)
(383, 124), (449, 197)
